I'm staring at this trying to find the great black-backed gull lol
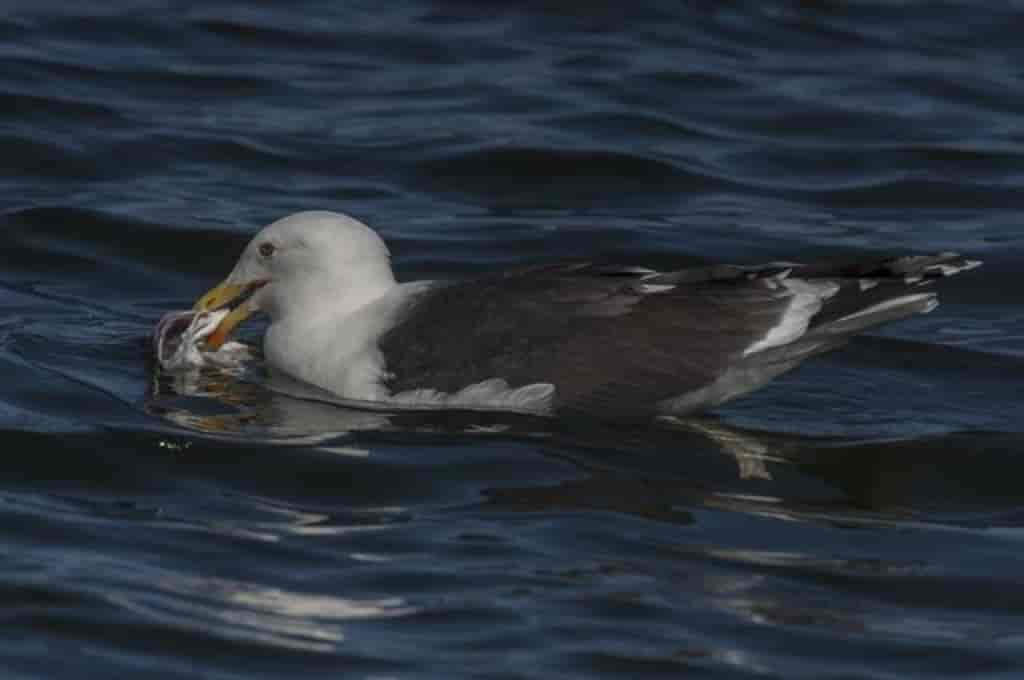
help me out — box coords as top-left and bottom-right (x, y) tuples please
(188, 210), (980, 420)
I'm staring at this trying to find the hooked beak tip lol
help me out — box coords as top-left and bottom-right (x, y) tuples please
(191, 279), (268, 347)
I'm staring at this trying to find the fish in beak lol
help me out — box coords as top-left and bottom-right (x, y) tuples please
(193, 278), (267, 349)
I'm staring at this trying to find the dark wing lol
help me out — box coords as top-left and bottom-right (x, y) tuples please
(379, 253), (980, 420)
(378, 263), (796, 419)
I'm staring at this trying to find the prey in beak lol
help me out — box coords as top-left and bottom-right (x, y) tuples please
(193, 279), (267, 350)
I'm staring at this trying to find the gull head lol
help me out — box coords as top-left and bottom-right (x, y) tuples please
(193, 210), (396, 349)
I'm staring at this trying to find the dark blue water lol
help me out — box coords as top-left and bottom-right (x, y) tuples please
(2, 2), (1023, 677)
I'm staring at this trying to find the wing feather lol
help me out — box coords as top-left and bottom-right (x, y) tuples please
(377, 253), (978, 419)
(378, 263), (794, 418)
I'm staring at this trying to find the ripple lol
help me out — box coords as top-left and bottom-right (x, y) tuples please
(415, 147), (725, 204)
(2, 1), (1023, 677)
(3, 206), (245, 278)
(0, 89), (121, 123)
(817, 177), (1024, 210)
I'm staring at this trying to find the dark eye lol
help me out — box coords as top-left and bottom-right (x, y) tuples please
(258, 242), (276, 258)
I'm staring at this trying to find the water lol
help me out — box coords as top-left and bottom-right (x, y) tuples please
(2, 2), (1023, 677)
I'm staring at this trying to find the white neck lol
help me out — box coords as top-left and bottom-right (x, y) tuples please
(263, 268), (403, 402)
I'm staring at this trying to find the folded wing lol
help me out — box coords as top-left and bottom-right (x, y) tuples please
(378, 254), (979, 419)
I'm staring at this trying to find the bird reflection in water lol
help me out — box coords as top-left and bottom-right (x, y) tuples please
(146, 347), (1024, 532)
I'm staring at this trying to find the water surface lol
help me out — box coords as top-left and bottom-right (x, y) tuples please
(1, 2), (1023, 677)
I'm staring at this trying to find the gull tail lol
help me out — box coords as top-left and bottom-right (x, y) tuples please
(801, 252), (982, 337)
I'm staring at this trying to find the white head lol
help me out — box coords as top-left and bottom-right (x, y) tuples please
(194, 211), (396, 347)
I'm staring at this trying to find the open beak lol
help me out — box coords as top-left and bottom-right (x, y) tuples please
(193, 279), (267, 350)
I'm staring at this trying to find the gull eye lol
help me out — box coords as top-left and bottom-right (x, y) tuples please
(258, 242), (276, 258)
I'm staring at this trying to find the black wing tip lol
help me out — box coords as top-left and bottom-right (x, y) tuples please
(929, 253), (984, 276)
(848, 253), (983, 284)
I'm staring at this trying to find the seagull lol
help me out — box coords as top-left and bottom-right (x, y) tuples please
(193, 210), (980, 420)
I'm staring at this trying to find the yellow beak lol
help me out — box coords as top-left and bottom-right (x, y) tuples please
(193, 280), (262, 350)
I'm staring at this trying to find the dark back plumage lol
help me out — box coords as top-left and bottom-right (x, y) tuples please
(379, 254), (979, 420)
